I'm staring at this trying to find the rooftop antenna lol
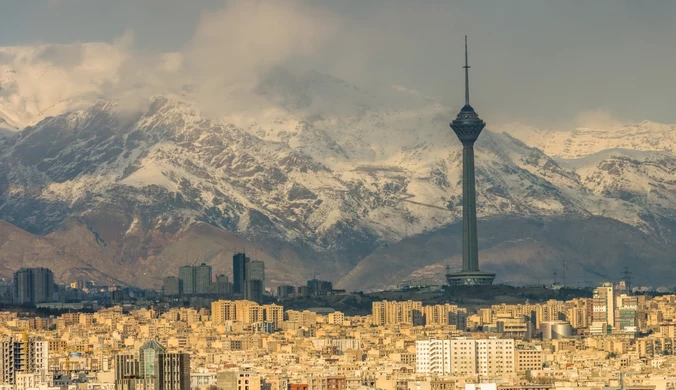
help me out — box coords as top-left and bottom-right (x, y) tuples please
(622, 267), (633, 292)
(464, 35), (470, 106)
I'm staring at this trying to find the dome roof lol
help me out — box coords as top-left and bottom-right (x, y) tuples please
(460, 104), (476, 113)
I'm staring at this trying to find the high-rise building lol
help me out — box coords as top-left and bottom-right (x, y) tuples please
(415, 339), (452, 375)
(13, 268), (55, 305)
(115, 354), (140, 381)
(245, 261), (265, 302)
(162, 277), (182, 297)
(212, 300), (281, 328)
(565, 298), (591, 329)
(445, 36), (495, 286)
(277, 285), (296, 299)
(616, 293), (638, 332)
(245, 280), (263, 304)
(157, 353), (190, 390)
(245, 260), (265, 303)
(415, 338), (514, 377)
(215, 275), (233, 296)
(263, 304), (284, 330)
(114, 354), (142, 390)
(422, 304), (463, 326)
(450, 338), (479, 376)
(593, 282), (616, 329)
(178, 266), (195, 296)
(232, 253), (249, 295)
(535, 299), (566, 327)
(194, 263), (212, 295)
(307, 279), (333, 295)
(139, 340), (167, 390)
(0, 338), (49, 385)
(246, 260), (265, 283)
(234, 300), (265, 324)
(178, 264), (212, 295)
(211, 300), (237, 324)
(476, 338), (515, 377)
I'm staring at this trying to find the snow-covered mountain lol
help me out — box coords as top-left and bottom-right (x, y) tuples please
(500, 121), (676, 158)
(1, 66), (675, 289)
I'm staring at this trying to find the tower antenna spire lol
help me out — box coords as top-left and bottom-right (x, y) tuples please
(464, 35), (470, 106)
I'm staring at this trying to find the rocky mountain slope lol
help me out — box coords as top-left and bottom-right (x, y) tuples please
(338, 215), (676, 291)
(0, 68), (675, 289)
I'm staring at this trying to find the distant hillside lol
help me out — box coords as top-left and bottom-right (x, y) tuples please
(338, 216), (676, 291)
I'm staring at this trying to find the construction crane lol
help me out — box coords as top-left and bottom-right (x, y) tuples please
(22, 328), (29, 374)
(96, 345), (116, 372)
(622, 267), (633, 292)
(65, 352), (70, 374)
(190, 249), (221, 266)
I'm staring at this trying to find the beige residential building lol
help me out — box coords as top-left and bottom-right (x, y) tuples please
(235, 301), (264, 324)
(217, 371), (261, 390)
(514, 347), (543, 373)
(286, 311), (317, 328)
(262, 304), (284, 329)
(372, 300), (423, 326)
(450, 338), (478, 376)
(423, 304), (459, 326)
(565, 298), (591, 330)
(211, 300), (236, 324)
(476, 338), (514, 377)
(327, 312), (345, 326)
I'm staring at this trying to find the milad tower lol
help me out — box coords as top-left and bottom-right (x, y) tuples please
(445, 36), (496, 286)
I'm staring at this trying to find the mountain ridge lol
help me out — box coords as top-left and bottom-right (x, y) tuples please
(0, 69), (675, 289)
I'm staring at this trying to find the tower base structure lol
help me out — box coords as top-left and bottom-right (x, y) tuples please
(446, 271), (495, 287)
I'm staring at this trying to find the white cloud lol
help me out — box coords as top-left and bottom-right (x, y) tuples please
(2, 1), (675, 129)
(0, 40), (129, 127)
(186, 0), (338, 82)
(0, 0), (342, 127)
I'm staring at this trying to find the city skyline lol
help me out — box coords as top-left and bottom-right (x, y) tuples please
(0, 279), (674, 390)
(1, 0), (675, 339)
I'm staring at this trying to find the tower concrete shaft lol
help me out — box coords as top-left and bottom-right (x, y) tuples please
(461, 143), (479, 272)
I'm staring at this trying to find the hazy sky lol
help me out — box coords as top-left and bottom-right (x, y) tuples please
(2, 0), (676, 129)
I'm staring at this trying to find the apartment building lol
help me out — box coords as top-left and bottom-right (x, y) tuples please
(416, 338), (514, 377)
